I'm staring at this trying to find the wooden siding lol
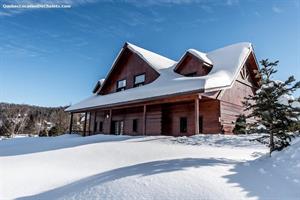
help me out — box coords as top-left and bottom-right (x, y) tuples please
(199, 99), (221, 134)
(145, 105), (162, 135)
(220, 62), (257, 134)
(100, 48), (159, 95)
(161, 101), (195, 136)
(174, 53), (212, 77)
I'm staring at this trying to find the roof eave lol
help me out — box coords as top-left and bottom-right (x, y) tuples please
(65, 88), (205, 113)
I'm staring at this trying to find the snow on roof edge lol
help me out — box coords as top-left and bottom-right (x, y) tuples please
(187, 49), (213, 65)
(126, 42), (177, 72)
(66, 42), (255, 112)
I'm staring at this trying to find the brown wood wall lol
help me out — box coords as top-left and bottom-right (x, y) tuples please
(161, 101), (195, 136)
(199, 99), (221, 134)
(175, 53), (212, 77)
(220, 64), (257, 134)
(100, 48), (159, 95)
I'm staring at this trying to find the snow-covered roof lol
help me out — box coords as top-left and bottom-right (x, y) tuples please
(126, 42), (177, 72)
(66, 42), (253, 112)
(187, 49), (213, 65)
(93, 78), (106, 94)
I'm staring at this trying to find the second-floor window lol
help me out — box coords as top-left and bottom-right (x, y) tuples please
(117, 79), (126, 92)
(134, 74), (145, 87)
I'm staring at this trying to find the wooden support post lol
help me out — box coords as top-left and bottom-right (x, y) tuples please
(69, 113), (73, 134)
(93, 111), (97, 134)
(143, 105), (147, 135)
(88, 112), (92, 135)
(83, 112), (87, 136)
(195, 98), (200, 134)
(109, 109), (112, 134)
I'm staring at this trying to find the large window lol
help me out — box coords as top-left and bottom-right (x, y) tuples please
(132, 119), (138, 132)
(117, 79), (126, 92)
(134, 74), (145, 87)
(180, 117), (187, 133)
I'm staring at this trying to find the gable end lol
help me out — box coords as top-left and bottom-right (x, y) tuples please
(99, 46), (160, 95)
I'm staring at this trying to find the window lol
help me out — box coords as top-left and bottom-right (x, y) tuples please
(134, 74), (145, 87)
(99, 121), (103, 132)
(199, 116), (203, 133)
(117, 79), (126, 92)
(180, 117), (187, 133)
(93, 121), (98, 132)
(185, 72), (197, 77)
(132, 119), (138, 132)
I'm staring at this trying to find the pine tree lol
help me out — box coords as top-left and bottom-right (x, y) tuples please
(243, 59), (300, 156)
(233, 114), (247, 134)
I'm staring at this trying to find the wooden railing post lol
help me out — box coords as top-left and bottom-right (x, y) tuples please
(195, 98), (200, 134)
(69, 113), (73, 134)
(143, 105), (147, 135)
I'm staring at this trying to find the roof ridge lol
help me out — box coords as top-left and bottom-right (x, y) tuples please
(126, 42), (177, 72)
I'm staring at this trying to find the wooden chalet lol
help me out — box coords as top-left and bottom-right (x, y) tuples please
(66, 42), (259, 136)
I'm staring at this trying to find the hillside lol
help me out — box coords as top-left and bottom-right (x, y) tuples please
(0, 103), (69, 137)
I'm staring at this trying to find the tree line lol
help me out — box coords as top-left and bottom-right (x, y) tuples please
(0, 103), (72, 137)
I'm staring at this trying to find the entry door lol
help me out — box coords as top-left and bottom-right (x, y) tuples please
(119, 121), (124, 135)
(112, 121), (124, 135)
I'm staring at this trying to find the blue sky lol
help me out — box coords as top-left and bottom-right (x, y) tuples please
(0, 0), (299, 107)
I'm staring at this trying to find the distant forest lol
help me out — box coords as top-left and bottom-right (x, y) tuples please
(0, 103), (74, 137)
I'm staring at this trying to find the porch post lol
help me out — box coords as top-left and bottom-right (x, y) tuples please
(69, 113), (73, 134)
(195, 98), (200, 134)
(93, 111), (97, 133)
(88, 112), (92, 135)
(143, 105), (147, 135)
(83, 112), (87, 136)
(109, 109), (112, 134)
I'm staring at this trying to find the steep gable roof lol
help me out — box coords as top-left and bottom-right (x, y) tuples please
(97, 42), (176, 94)
(126, 43), (176, 72)
(66, 42), (257, 112)
(186, 49), (213, 65)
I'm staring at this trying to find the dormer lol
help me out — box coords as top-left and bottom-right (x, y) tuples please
(174, 49), (213, 77)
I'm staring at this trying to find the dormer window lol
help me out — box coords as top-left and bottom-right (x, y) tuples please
(134, 74), (145, 87)
(117, 79), (126, 92)
(185, 72), (197, 77)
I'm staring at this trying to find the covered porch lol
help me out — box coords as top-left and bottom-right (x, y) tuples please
(68, 93), (221, 136)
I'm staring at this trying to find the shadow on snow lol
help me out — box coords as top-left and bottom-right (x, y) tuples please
(17, 157), (236, 200)
(223, 155), (300, 199)
(0, 134), (136, 157)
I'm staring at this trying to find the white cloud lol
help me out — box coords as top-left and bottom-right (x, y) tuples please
(272, 5), (283, 13)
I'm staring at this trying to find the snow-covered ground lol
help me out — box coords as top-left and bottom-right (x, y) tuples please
(0, 134), (299, 200)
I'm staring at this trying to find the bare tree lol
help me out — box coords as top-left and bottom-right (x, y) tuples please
(2, 109), (29, 137)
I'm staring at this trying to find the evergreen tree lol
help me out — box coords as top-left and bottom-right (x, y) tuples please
(243, 59), (300, 155)
(233, 115), (247, 134)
